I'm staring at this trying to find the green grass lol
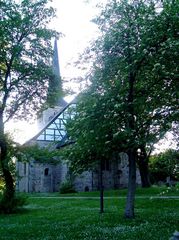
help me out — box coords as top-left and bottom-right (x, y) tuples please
(0, 187), (178, 240)
(28, 185), (179, 197)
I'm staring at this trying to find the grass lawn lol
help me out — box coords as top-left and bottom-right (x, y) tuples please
(0, 186), (178, 240)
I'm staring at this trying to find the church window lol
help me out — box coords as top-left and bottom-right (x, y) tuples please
(44, 168), (49, 176)
(102, 159), (110, 171)
(46, 129), (54, 135)
(46, 135), (54, 141)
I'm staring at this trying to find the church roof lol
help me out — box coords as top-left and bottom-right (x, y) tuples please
(26, 99), (76, 147)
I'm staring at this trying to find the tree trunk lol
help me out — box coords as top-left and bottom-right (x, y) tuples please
(138, 146), (151, 188)
(138, 159), (151, 188)
(0, 113), (15, 204)
(124, 150), (136, 219)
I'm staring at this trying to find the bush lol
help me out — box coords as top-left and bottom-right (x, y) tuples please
(59, 181), (77, 194)
(159, 183), (179, 196)
(0, 193), (28, 214)
(149, 149), (179, 183)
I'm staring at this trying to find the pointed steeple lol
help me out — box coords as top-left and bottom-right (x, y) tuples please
(37, 39), (67, 130)
(47, 39), (66, 107)
(52, 39), (61, 78)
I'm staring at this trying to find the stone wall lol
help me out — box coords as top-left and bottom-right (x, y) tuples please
(73, 171), (93, 192)
(72, 153), (141, 192)
(16, 151), (141, 193)
(16, 161), (68, 193)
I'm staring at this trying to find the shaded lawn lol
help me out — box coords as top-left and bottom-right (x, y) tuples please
(27, 185), (179, 198)
(0, 190), (178, 240)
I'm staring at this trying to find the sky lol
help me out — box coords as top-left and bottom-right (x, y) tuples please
(51, 0), (104, 86)
(6, 0), (106, 143)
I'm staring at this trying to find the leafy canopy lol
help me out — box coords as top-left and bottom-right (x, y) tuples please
(62, 0), (179, 171)
(149, 149), (179, 182)
(0, 0), (59, 123)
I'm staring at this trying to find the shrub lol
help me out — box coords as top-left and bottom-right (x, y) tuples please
(59, 180), (77, 194)
(159, 183), (179, 196)
(149, 149), (179, 183)
(0, 193), (28, 214)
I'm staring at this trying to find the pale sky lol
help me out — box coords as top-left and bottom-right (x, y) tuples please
(51, 0), (103, 82)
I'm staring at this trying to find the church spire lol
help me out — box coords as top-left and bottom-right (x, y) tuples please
(52, 38), (61, 78)
(46, 39), (64, 107)
(37, 39), (67, 130)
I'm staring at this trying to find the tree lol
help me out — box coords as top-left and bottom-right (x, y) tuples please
(64, 0), (179, 218)
(62, 94), (113, 213)
(0, 0), (58, 212)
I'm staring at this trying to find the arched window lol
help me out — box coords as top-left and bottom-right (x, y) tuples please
(44, 168), (49, 176)
(84, 186), (89, 192)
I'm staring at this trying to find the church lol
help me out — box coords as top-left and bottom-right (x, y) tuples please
(16, 40), (141, 193)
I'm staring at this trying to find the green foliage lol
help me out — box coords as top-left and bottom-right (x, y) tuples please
(0, 136), (28, 214)
(63, 0), (179, 218)
(149, 149), (179, 183)
(46, 75), (63, 107)
(63, 0), (179, 173)
(0, 178), (5, 194)
(18, 144), (61, 164)
(0, 193), (27, 214)
(159, 184), (179, 196)
(0, 0), (59, 121)
(0, 134), (19, 178)
(59, 180), (77, 194)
